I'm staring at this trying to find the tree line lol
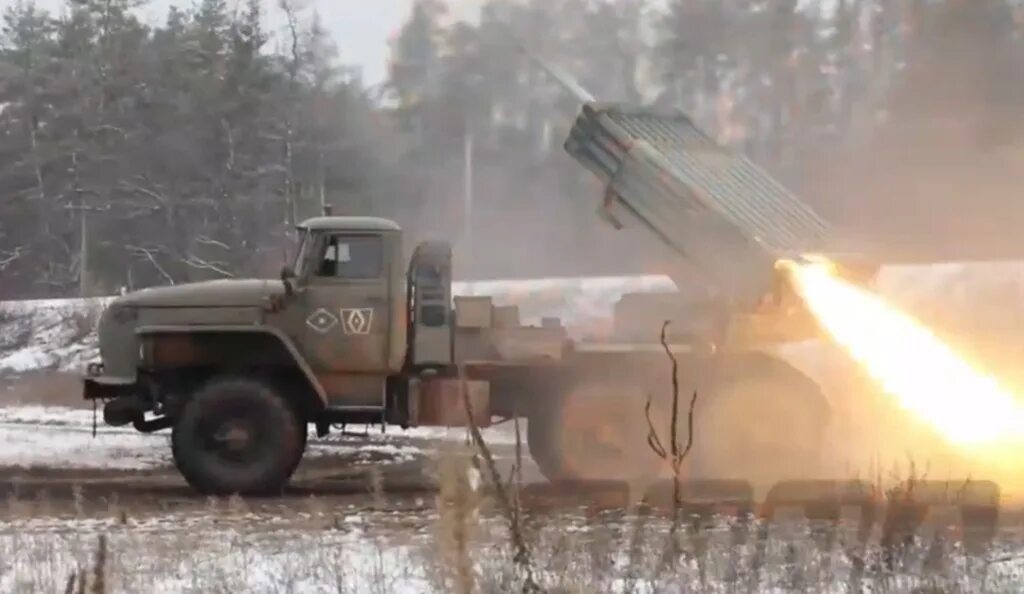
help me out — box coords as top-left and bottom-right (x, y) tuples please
(1, 0), (1022, 299)
(0, 0), (402, 298)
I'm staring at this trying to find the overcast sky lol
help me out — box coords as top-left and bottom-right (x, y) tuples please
(25, 0), (482, 87)
(20, 0), (833, 88)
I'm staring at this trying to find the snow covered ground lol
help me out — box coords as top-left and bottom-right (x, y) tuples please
(0, 297), (108, 374)
(0, 510), (440, 593)
(0, 404), (516, 471)
(1, 496), (1022, 593)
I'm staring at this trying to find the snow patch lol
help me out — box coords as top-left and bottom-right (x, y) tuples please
(0, 422), (169, 470)
(0, 405), (486, 471)
(0, 405), (99, 427)
(0, 520), (435, 594)
(0, 510), (1021, 593)
(0, 298), (108, 374)
(0, 406), (170, 471)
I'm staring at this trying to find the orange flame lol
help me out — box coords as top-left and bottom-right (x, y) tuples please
(780, 258), (1024, 450)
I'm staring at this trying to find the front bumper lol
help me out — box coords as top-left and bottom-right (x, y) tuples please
(83, 363), (138, 401)
(84, 362), (166, 429)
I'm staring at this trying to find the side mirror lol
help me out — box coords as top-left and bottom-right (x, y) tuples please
(280, 265), (295, 297)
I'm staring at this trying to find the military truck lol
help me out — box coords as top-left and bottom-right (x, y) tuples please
(82, 216), (830, 495)
(83, 102), (852, 496)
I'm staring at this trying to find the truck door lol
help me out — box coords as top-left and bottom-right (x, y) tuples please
(302, 232), (391, 373)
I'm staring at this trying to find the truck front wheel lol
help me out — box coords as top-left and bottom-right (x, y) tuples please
(171, 377), (306, 495)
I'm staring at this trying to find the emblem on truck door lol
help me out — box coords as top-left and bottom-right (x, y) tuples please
(340, 308), (374, 335)
(306, 308), (339, 334)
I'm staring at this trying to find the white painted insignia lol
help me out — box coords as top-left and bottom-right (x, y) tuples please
(340, 308), (374, 335)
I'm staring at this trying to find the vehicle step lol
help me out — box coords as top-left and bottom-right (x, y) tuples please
(318, 406), (384, 426)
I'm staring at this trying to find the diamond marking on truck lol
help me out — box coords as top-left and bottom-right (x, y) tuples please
(340, 308), (373, 335)
(306, 308), (338, 334)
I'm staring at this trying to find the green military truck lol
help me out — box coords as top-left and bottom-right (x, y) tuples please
(83, 103), (846, 496)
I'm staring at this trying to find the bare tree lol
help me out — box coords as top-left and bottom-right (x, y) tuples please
(645, 321), (698, 561)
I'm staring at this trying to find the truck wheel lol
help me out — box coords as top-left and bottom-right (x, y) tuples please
(171, 377), (306, 495)
(528, 381), (667, 483)
(691, 357), (829, 491)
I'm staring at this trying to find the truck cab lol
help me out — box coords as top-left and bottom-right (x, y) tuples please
(284, 217), (409, 406)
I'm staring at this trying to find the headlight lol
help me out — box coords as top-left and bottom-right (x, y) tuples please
(96, 304), (140, 378)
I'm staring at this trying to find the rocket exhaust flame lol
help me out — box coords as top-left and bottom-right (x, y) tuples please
(780, 258), (1024, 450)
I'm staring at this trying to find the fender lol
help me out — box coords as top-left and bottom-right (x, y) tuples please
(135, 324), (328, 408)
(714, 349), (832, 419)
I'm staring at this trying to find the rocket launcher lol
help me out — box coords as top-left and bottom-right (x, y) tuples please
(563, 103), (833, 310)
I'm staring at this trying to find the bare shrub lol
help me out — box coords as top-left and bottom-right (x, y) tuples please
(460, 378), (541, 593)
(644, 321), (699, 568)
(63, 570), (77, 594)
(65, 305), (102, 345)
(0, 497), (1016, 593)
(90, 534), (107, 594)
(434, 444), (480, 594)
(0, 307), (31, 351)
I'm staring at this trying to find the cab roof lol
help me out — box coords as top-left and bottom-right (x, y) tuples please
(297, 216), (401, 232)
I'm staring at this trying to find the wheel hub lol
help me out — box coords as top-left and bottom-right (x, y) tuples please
(214, 422), (253, 452)
(557, 385), (665, 480)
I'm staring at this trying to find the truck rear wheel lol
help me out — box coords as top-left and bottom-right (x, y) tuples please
(690, 356), (829, 492)
(527, 355), (829, 490)
(171, 377), (306, 495)
(528, 381), (668, 483)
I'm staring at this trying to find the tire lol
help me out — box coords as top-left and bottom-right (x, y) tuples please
(527, 355), (828, 489)
(171, 376), (306, 495)
(689, 355), (829, 492)
(528, 379), (668, 483)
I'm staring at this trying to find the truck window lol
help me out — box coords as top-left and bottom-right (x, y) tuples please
(317, 235), (383, 280)
(292, 228), (313, 277)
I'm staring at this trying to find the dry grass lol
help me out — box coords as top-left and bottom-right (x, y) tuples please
(0, 479), (1020, 593)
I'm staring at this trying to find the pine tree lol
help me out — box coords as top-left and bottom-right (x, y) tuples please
(0, 1), (57, 294)
(655, 0), (731, 121)
(388, 0), (446, 146)
(0, 0), (397, 296)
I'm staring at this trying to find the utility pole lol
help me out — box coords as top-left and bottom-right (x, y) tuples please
(79, 207), (89, 297)
(72, 143), (89, 297)
(463, 130), (474, 276)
